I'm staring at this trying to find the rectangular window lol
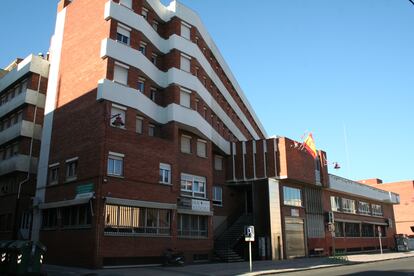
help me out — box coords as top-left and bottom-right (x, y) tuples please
(345, 222), (360, 237)
(196, 139), (207, 158)
(151, 53), (158, 65)
(358, 201), (371, 215)
(180, 88), (191, 108)
(181, 135), (191, 153)
(181, 21), (191, 40)
(61, 204), (92, 228)
(180, 54), (191, 72)
(180, 173), (206, 198)
(361, 223), (374, 237)
(136, 116), (143, 134)
(110, 105), (126, 128)
(177, 214), (207, 237)
(108, 152), (124, 176)
(212, 186), (222, 206)
(114, 63), (129, 85)
(104, 204), (171, 235)
(152, 20), (159, 31)
(283, 186), (302, 207)
(372, 204), (383, 216)
(137, 78), (145, 93)
(119, 0), (132, 9)
(48, 164), (59, 185)
(341, 198), (356, 214)
(141, 8), (148, 20)
(148, 124), (155, 136)
(214, 155), (223, 171)
(150, 87), (157, 102)
(116, 24), (131, 45)
(159, 163), (171, 184)
(334, 221), (344, 237)
(139, 42), (147, 55)
(330, 196), (341, 212)
(11, 143), (19, 156)
(65, 158), (78, 181)
(41, 208), (58, 229)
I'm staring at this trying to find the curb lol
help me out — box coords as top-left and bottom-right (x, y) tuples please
(241, 253), (414, 276)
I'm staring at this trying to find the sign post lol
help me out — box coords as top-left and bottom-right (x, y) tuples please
(245, 226), (255, 272)
(378, 226), (383, 254)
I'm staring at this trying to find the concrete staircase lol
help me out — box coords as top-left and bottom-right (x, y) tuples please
(214, 214), (252, 262)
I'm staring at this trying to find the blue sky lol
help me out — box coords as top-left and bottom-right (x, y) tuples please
(1, 0), (413, 183)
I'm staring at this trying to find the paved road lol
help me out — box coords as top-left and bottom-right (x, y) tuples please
(275, 257), (414, 276)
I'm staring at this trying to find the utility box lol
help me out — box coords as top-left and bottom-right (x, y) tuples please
(0, 240), (14, 274)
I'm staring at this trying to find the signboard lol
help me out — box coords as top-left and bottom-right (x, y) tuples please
(191, 199), (210, 212)
(76, 183), (94, 195)
(75, 183), (94, 199)
(245, 225), (255, 242)
(291, 209), (299, 217)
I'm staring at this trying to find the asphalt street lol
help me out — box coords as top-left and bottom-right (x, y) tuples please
(275, 256), (414, 276)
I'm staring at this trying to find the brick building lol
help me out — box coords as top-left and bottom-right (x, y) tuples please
(30, 0), (267, 268)
(359, 179), (414, 236)
(224, 137), (399, 260)
(0, 55), (49, 240)
(0, 0), (402, 269)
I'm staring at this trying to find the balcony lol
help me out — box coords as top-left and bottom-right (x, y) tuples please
(0, 89), (46, 118)
(0, 120), (42, 145)
(329, 174), (400, 204)
(0, 155), (38, 176)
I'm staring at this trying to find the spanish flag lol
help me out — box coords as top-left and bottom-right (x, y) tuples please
(303, 133), (317, 158)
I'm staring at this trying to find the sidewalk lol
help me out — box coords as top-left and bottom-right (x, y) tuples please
(44, 251), (414, 276)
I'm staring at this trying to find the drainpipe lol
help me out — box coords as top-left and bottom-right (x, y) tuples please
(12, 75), (41, 240)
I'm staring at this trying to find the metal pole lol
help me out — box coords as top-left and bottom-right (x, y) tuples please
(249, 241), (252, 272)
(379, 234), (383, 254)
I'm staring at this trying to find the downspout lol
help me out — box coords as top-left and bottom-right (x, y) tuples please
(13, 75), (41, 239)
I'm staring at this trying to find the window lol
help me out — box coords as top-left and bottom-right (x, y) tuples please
(139, 42), (147, 55)
(181, 173), (206, 198)
(141, 8), (148, 20)
(196, 139), (207, 158)
(330, 196), (341, 212)
(41, 208), (58, 229)
(334, 221), (344, 237)
(110, 105), (126, 128)
(116, 24), (131, 45)
(137, 78), (145, 93)
(48, 164), (59, 185)
(119, 0), (132, 9)
(180, 88), (191, 108)
(159, 163), (171, 184)
(151, 53), (158, 65)
(195, 98), (199, 111)
(181, 21), (191, 40)
(104, 204), (171, 235)
(108, 152), (124, 176)
(212, 186), (222, 206)
(61, 204), (91, 228)
(358, 201), (371, 215)
(177, 214), (207, 237)
(345, 222), (360, 237)
(180, 54), (191, 72)
(181, 135), (191, 153)
(11, 143), (19, 156)
(114, 62), (129, 85)
(148, 124), (155, 136)
(341, 198), (356, 214)
(65, 158), (78, 181)
(152, 20), (159, 31)
(283, 186), (302, 207)
(372, 204), (383, 216)
(136, 116), (143, 134)
(150, 87), (157, 102)
(214, 155), (223, 171)
(361, 223), (374, 237)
